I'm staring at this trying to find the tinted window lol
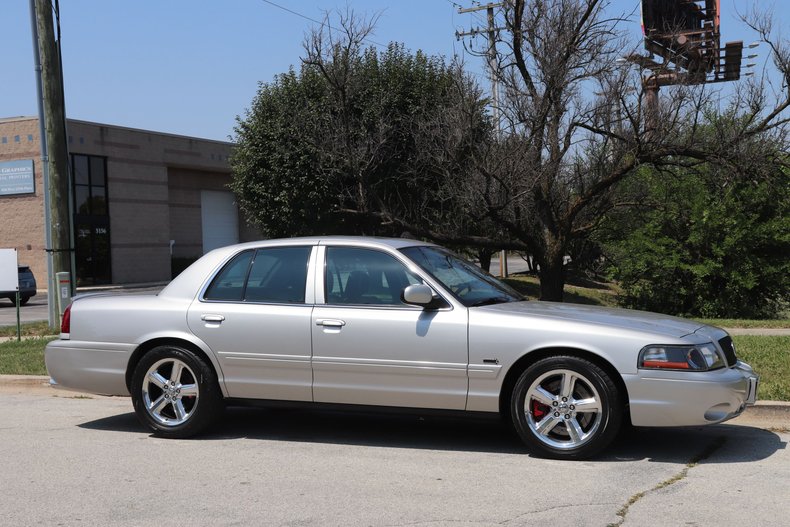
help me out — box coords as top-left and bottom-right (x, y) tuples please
(325, 247), (421, 306)
(204, 251), (253, 301)
(204, 247), (312, 303)
(245, 247), (311, 303)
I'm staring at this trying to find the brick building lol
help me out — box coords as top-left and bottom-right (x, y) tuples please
(0, 116), (257, 288)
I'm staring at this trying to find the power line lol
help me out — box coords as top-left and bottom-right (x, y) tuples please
(258, 0), (386, 48)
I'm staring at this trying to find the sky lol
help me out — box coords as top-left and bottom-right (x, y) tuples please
(1, 1), (780, 142)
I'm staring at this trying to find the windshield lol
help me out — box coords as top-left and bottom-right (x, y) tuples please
(400, 246), (524, 307)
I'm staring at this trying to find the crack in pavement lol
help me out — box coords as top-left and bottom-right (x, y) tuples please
(380, 502), (622, 527)
(607, 435), (728, 527)
(499, 502), (621, 525)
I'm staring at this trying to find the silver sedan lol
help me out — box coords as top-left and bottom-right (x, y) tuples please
(45, 237), (759, 459)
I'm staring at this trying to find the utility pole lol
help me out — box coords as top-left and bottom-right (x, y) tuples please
(456, 3), (504, 134)
(456, 2), (509, 277)
(31, 0), (72, 328)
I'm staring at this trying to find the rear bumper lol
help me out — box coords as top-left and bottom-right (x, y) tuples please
(625, 361), (759, 427)
(45, 339), (133, 396)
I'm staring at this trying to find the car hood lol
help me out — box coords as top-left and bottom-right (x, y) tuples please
(476, 301), (704, 339)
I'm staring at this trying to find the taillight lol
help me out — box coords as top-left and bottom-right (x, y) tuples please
(61, 304), (71, 335)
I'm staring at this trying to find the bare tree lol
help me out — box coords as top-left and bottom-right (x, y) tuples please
(443, 0), (790, 300)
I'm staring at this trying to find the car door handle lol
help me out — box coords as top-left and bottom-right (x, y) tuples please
(201, 314), (225, 323)
(316, 319), (345, 328)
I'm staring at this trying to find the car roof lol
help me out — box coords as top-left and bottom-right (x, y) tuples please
(227, 236), (437, 251)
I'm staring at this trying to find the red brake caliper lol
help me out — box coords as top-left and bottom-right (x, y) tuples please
(531, 399), (549, 419)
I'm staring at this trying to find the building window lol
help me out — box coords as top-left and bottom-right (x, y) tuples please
(71, 154), (111, 286)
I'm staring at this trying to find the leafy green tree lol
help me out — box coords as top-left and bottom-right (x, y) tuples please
(231, 67), (333, 237)
(604, 159), (789, 318)
(231, 14), (488, 240)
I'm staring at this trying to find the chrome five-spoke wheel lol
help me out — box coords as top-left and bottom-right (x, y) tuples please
(142, 358), (200, 426)
(525, 369), (602, 450)
(131, 345), (223, 438)
(511, 356), (622, 459)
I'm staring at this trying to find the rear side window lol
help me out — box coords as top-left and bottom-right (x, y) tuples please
(204, 251), (254, 301)
(245, 247), (311, 303)
(204, 247), (311, 303)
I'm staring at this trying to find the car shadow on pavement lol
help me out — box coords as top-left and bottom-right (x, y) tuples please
(79, 411), (143, 433)
(79, 406), (786, 462)
(602, 424), (786, 464)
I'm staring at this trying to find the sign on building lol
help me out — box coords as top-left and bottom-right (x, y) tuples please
(0, 160), (35, 196)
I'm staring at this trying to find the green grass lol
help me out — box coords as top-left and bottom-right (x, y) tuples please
(0, 337), (56, 375)
(0, 321), (58, 338)
(503, 274), (620, 307)
(734, 335), (790, 401)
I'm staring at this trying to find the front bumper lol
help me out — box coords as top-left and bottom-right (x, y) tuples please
(624, 361), (759, 427)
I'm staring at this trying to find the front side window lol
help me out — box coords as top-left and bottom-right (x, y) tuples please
(325, 247), (422, 306)
(204, 246), (311, 303)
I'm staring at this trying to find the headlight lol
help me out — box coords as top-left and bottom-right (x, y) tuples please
(638, 343), (726, 371)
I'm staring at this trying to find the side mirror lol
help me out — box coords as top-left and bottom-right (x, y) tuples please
(402, 284), (434, 306)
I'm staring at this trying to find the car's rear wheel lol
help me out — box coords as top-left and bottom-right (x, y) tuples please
(511, 355), (622, 459)
(131, 345), (223, 438)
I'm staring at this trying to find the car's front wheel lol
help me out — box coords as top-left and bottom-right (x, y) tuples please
(511, 355), (622, 459)
(131, 345), (223, 438)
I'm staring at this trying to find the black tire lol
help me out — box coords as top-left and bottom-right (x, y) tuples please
(131, 345), (224, 438)
(510, 355), (622, 460)
(19, 296), (30, 306)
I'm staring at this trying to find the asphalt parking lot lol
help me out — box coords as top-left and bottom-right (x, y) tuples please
(0, 386), (787, 527)
(0, 295), (49, 326)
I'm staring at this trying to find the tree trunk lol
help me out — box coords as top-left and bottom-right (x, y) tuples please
(537, 258), (565, 301)
(477, 249), (494, 273)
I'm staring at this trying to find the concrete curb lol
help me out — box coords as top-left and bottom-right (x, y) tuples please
(741, 401), (790, 421)
(0, 374), (51, 387)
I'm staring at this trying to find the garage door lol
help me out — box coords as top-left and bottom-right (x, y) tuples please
(201, 190), (239, 253)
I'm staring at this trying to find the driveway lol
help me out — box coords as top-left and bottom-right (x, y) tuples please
(0, 389), (787, 526)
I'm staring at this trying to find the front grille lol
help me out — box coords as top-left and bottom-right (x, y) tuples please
(719, 336), (737, 367)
